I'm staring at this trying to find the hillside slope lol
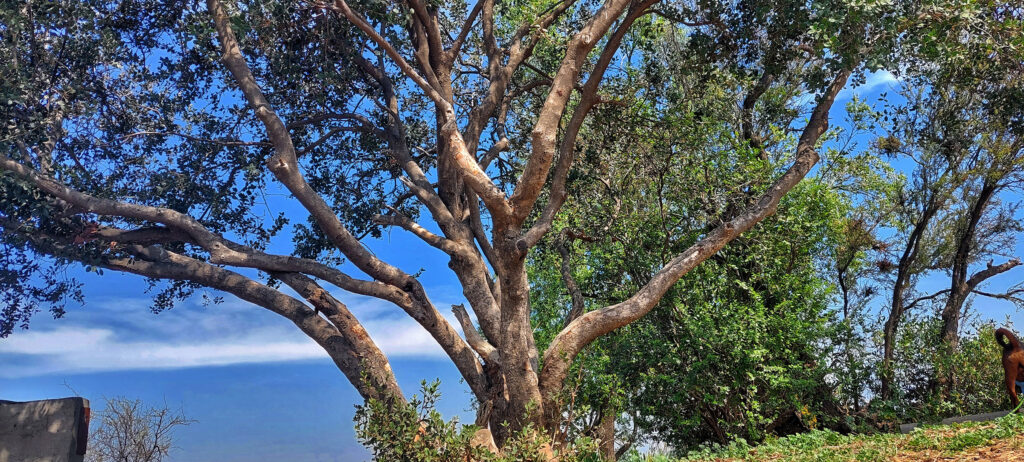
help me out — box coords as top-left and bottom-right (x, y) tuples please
(675, 413), (1024, 461)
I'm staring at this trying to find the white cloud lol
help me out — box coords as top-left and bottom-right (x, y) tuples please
(0, 290), (457, 378)
(838, 70), (900, 100)
(0, 327), (324, 377)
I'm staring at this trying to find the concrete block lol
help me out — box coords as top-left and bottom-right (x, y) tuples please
(0, 397), (90, 462)
(899, 410), (1012, 434)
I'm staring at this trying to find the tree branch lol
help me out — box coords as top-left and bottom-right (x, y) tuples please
(333, 0), (448, 106)
(208, 0), (424, 289)
(109, 245), (401, 401)
(509, 0), (633, 224)
(520, 2), (654, 247)
(275, 271), (404, 399)
(373, 212), (461, 255)
(448, 0), (483, 62)
(966, 258), (1021, 290)
(452, 304), (499, 363)
(904, 289), (951, 312)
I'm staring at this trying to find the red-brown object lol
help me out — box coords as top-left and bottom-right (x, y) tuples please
(76, 404), (90, 455)
(995, 327), (1024, 410)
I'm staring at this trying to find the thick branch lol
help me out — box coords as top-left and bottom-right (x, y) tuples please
(275, 272), (404, 399)
(509, 0), (633, 224)
(208, 0), (418, 288)
(520, 3), (654, 247)
(0, 152), (238, 260)
(0, 155), (417, 308)
(334, 0), (447, 106)
(462, 0), (577, 153)
(967, 258), (1021, 290)
(108, 246), (402, 401)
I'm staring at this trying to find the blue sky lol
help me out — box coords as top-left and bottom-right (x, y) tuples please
(0, 230), (478, 461)
(3, 71), (1024, 461)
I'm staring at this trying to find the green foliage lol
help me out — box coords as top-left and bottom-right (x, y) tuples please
(672, 413), (1024, 461)
(527, 35), (855, 445)
(870, 318), (1009, 425)
(355, 380), (486, 462)
(4, 0), (1023, 456)
(354, 380), (600, 462)
(541, 181), (849, 452)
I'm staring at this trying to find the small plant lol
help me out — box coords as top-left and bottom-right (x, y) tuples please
(354, 380), (600, 461)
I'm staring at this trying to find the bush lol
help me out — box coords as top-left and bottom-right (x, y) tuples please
(873, 317), (1009, 425)
(354, 380), (600, 461)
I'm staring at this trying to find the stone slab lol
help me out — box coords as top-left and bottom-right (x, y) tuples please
(0, 398), (90, 462)
(899, 410), (1012, 434)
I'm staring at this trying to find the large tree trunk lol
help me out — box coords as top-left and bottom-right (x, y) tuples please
(495, 248), (545, 435)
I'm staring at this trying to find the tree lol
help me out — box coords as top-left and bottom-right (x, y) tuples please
(853, 1), (1024, 400)
(931, 18), (1024, 349)
(0, 0), (967, 450)
(874, 80), (1024, 398)
(524, 43), (854, 455)
(85, 397), (194, 462)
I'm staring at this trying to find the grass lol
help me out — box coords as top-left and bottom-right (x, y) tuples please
(628, 412), (1024, 461)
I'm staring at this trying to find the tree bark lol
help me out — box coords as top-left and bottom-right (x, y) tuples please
(595, 406), (616, 461)
(880, 201), (941, 400)
(938, 180), (1000, 348)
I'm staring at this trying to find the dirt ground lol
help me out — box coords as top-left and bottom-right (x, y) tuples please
(894, 435), (1024, 461)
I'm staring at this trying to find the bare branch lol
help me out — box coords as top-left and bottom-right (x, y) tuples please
(0, 151), (236, 259)
(373, 212), (460, 255)
(973, 287), (1024, 305)
(333, 0), (448, 107)
(452, 304), (499, 363)
(904, 289), (951, 312)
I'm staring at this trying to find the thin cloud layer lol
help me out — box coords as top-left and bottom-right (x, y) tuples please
(0, 289), (455, 378)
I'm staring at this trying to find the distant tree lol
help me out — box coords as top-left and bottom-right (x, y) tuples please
(875, 77), (1024, 399)
(85, 397), (194, 462)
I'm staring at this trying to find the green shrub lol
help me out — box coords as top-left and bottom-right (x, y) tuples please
(354, 380), (600, 461)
